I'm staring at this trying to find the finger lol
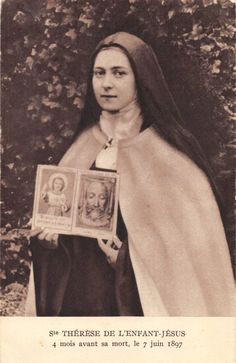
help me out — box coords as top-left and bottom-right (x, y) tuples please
(106, 249), (119, 267)
(30, 227), (43, 237)
(44, 233), (53, 242)
(38, 231), (48, 240)
(106, 239), (113, 247)
(52, 234), (58, 242)
(97, 239), (110, 255)
(44, 233), (58, 242)
(113, 235), (122, 249)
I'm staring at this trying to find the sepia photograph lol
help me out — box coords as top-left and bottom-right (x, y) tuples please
(1, 0), (235, 360)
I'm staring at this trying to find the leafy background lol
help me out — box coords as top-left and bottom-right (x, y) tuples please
(1, 0), (235, 315)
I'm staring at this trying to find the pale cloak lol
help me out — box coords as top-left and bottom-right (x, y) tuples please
(55, 124), (235, 316)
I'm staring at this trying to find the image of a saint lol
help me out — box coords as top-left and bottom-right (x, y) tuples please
(77, 178), (114, 229)
(41, 172), (70, 216)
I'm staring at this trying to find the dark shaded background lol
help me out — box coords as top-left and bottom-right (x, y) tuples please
(1, 0), (235, 300)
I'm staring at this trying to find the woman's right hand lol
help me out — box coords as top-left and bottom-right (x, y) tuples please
(30, 228), (59, 249)
(97, 236), (123, 268)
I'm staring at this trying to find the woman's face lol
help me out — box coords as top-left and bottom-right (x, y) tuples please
(92, 48), (136, 112)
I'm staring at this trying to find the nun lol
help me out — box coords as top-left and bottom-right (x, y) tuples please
(28, 32), (235, 317)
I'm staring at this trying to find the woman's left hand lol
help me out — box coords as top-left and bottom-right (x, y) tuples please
(97, 236), (123, 268)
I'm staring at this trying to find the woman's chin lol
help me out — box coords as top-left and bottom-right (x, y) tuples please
(99, 103), (120, 113)
(103, 108), (120, 113)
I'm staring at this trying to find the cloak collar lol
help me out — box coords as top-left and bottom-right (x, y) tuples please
(92, 124), (151, 149)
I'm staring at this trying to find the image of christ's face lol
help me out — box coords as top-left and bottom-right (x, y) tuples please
(85, 181), (108, 221)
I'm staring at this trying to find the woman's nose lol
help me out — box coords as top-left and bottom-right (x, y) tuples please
(102, 74), (113, 89)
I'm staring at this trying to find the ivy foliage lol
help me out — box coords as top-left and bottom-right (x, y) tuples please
(0, 229), (31, 314)
(1, 0), (235, 254)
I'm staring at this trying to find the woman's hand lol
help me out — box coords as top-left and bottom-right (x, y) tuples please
(30, 228), (59, 249)
(97, 236), (123, 268)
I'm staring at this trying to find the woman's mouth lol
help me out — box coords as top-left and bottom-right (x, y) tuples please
(100, 95), (117, 98)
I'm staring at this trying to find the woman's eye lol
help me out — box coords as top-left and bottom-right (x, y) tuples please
(113, 70), (126, 77)
(93, 70), (104, 78)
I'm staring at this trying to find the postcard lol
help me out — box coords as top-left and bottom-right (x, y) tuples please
(32, 165), (119, 239)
